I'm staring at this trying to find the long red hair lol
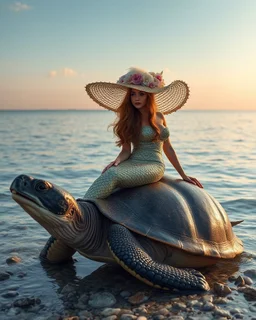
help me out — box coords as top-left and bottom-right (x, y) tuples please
(112, 89), (160, 147)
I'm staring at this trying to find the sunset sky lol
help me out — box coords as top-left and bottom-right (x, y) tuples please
(1, 0), (255, 110)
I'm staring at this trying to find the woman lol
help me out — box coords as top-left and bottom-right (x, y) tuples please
(84, 67), (202, 199)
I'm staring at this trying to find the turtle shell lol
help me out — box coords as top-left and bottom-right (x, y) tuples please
(91, 176), (243, 259)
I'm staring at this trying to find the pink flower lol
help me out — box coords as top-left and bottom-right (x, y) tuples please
(156, 74), (162, 81)
(148, 82), (156, 88)
(131, 73), (143, 85)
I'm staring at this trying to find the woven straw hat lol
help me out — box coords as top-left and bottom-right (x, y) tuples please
(85, 68), (189, 115)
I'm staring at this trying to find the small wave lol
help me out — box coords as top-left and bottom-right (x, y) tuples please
(222, 198), (256, 217)
(222, 198), (256, 207)
(0, 193), (12, 200)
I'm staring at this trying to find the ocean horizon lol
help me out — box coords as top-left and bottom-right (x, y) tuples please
(1, 109), (256, 112)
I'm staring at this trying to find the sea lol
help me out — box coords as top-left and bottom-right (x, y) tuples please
(0, 110), (255, 318)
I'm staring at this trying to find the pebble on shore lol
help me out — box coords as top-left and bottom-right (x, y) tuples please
(1, 265), (256, 320)
(6, 256), (22, 265)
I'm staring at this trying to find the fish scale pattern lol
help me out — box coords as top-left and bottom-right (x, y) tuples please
(84, 126), (169, 199)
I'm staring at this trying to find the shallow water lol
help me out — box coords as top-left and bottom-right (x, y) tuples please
(0, 110), (255, 317)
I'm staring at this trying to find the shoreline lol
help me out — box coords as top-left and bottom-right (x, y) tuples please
(1, 260), (255, 320)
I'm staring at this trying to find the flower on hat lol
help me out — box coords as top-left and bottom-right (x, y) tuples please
(131, 73), (143, 85)
(117, 68), (165, 89)
(142, 72), (154, 86)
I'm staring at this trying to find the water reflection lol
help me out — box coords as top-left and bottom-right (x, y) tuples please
(40, 252), (247, 302)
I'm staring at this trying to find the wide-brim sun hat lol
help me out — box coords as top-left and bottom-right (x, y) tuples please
(85, 67), (190, 115)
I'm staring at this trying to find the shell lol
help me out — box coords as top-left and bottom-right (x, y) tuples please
(92, 176), (243, 259)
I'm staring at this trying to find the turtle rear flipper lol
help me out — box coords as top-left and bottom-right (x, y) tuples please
(231, 220), (244, 227)
(107, 224), (209, 291)
(40, 236), (76, 263)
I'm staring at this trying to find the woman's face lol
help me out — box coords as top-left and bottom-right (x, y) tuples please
(130, 89), (148, 110)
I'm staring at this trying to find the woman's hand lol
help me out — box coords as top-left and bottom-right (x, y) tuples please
(102, 143), (131, 174)
(182, 175), (203, 188)
(102, 158), (121, 174)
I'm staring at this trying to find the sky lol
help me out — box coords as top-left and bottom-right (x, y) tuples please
(0, 0), (255, 110)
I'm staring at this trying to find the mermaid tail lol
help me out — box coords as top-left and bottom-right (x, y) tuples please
(84, 160), (165, 199)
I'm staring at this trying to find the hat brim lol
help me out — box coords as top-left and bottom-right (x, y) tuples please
(85, 81), (189, 115)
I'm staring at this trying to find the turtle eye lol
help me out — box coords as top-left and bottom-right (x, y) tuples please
(70, 207), (76, 216)
(35, 181), (51, 192)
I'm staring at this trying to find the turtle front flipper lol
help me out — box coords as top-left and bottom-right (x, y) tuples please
(40, 236), (76, 263)
(107, 225), (209, 291)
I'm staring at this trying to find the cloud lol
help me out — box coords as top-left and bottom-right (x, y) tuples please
(10, 2), (31, 12)
(62, 68), (77, 77)
(48, 70), (57, 78)
(48, 68), (78, 78)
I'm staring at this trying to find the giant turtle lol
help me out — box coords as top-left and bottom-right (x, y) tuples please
(10, 174), (243, 291)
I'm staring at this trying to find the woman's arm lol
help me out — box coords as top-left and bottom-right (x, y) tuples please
(102, 142), (131, 173)
(163, 139), (203, 188)
(163, 139), (186, 178)
(160, 113), (203, 188)
(114, 142), (131, 165)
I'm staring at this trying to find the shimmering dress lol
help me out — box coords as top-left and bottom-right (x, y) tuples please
(84, 125), (170, 199)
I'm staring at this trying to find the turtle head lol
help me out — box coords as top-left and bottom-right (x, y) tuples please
(10, 175), (84, 241)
